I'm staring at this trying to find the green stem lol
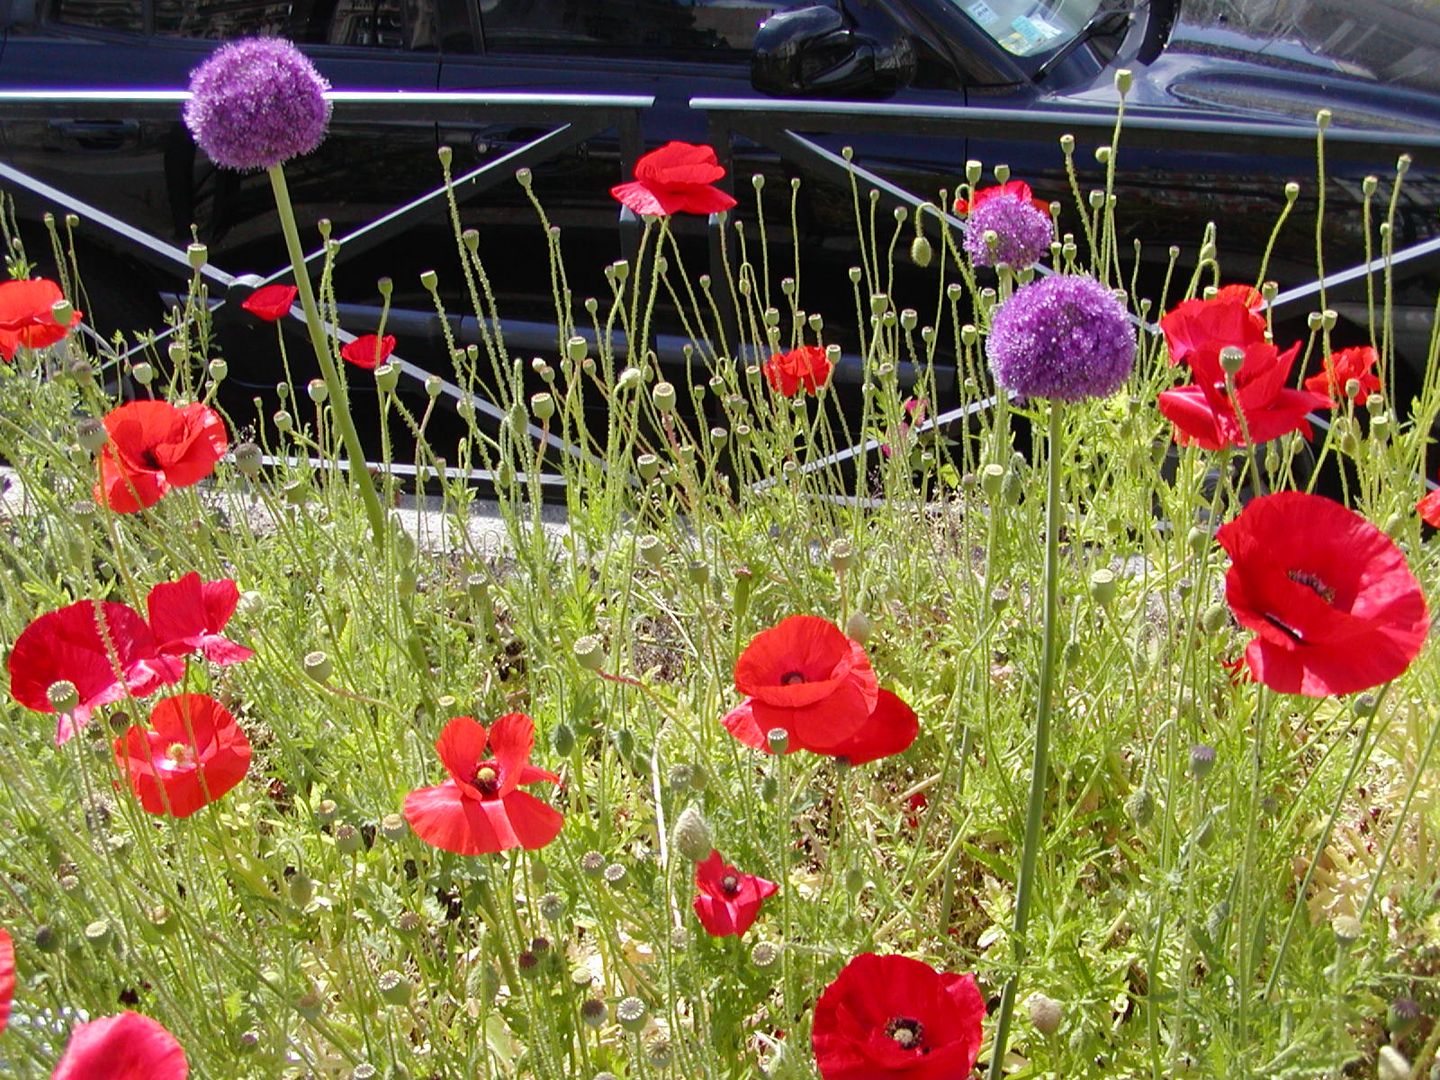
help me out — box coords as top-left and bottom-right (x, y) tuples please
(988, 400), (1063, 1080)
(267, 165), (387, 548)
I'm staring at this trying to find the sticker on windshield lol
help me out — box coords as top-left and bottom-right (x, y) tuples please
(966, 0), (998, 25)
(1010, 14), (1062, 45)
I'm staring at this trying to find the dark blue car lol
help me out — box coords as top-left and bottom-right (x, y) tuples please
(0, 0), (1437, 433)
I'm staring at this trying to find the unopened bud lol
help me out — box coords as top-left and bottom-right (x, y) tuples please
(845, 611), (873, 643)
(672, 806), (713, 862)
(1027, 992), (1063, 1035)
(131, 361), (154, 386)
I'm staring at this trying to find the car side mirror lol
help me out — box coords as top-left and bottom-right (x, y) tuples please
(752, 5), (915, 99)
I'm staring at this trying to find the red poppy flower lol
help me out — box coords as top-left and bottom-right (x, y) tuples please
(95, 400), (228, 513)
(811, 953), (986, 1080)
(240, 283), (298, 322)
(9, 599), (183, 744)
(146, 573), (252, 665)
(903, 792), (927, 829)
(0, 927), (13, 1036)
(764, 345), (833, 396)
(610, 141), (738, 217)
(724, 687), (918, 765)
(53, 1012), (189, 1080)
(1214, 282), (1264, 312)
(692, 849), (777, 937)
(340, 333), (396, 370)
(0, 278), (82, 360)
(1159, 293), (1269, 369)
(1303, 345), (1382, 406)
(403, 714), (563, 855)
(723, 615), (878, 754)
(115, 694), (251, 818)
(1418, 476), (1440, 528)
(1158, 337), (1329, 450)
(953, 179), (1048, 216)
(1217, 491), (1430, 697)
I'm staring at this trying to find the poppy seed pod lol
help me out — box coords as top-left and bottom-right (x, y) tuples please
(652, 381), (677, 414)
(828, 539), (857, 573)
(334, 823), (362, 854)
(638, 534), (664, 567)
(234, 441), (262, 478)
(379, 813), (408, 842)
(374, 362), (400, 392)
(46, 680), (80, 714)
(580, 999), (607, 1029)
(303, 650), (332, 683)
(377, 969), (411, 1006)
(616, 996), (648, 1032)
(1189, 744), (1216, 780)
(672, 806), (713, 862)
(573, 634), (605, 672)
(1089, 568), (1117, 607)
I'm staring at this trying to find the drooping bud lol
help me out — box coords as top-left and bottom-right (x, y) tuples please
(672, 806), (713, 862)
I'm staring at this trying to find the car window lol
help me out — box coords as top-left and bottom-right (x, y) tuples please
(52, 0), (143, 32)
(1181, 0), (1440, 94)
(139, 0), (437, 48)
(480, 0), (801, 57)
(945, 0), (1106, 57)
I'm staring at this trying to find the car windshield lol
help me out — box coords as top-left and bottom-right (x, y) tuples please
(1180, 0), (1440, 95)
(948, 0), (1109, 57)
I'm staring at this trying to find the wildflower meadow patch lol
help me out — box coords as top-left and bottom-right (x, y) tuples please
(0, 37), (1438, 1080)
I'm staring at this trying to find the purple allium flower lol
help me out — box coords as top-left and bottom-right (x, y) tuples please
(963, 193), (1053, 269)
(986, 274), (1136, 402)
(183, 38), (331, 171)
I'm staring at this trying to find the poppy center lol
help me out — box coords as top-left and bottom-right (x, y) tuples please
(720, 873), (741, 896)
(473, 765), (500, 794)
(1287, 568), (1336, 604)
(137, 446), (164, 471)
(164, 742), (195, 767)
(885, 1016), (925, 1051)
(780, 671), (806, 686)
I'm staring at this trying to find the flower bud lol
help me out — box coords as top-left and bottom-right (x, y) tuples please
(910, 235), (933, 267)
(672, 806), (713, 862)
(1126, 786), (1155, 827)
(1189, 744), (1216, 780)
(1027, 992), (1063, 1035)
(551, 723), (575, 757)
(131, 361), (154, 386)
(1201, 604), (1228, 634)
(845, 610), (873, 644)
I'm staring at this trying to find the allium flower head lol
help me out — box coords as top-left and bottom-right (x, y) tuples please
(963, 192), (1053, 269)
(986, 274), (1136, 401)
(184, 37), (331, 171)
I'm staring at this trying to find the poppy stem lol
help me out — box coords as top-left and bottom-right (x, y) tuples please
(266, 165), (388, 550)
(988, 400), (1063, 1080)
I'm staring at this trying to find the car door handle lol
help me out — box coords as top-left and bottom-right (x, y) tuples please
(47, 119), (141, 150)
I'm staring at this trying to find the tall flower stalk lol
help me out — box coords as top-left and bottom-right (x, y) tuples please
(983, 272), (1135, 1076)
(184, 37), (387, 547)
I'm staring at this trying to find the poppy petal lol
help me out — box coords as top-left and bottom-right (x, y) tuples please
(53, 1012), (189, 1080)
(241, 283), (298, 322)
(487, 712), (536, 798)
(0, 927), (12, 1036)
(825, 689), (919, 766)
(434, 716), (489, 787)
